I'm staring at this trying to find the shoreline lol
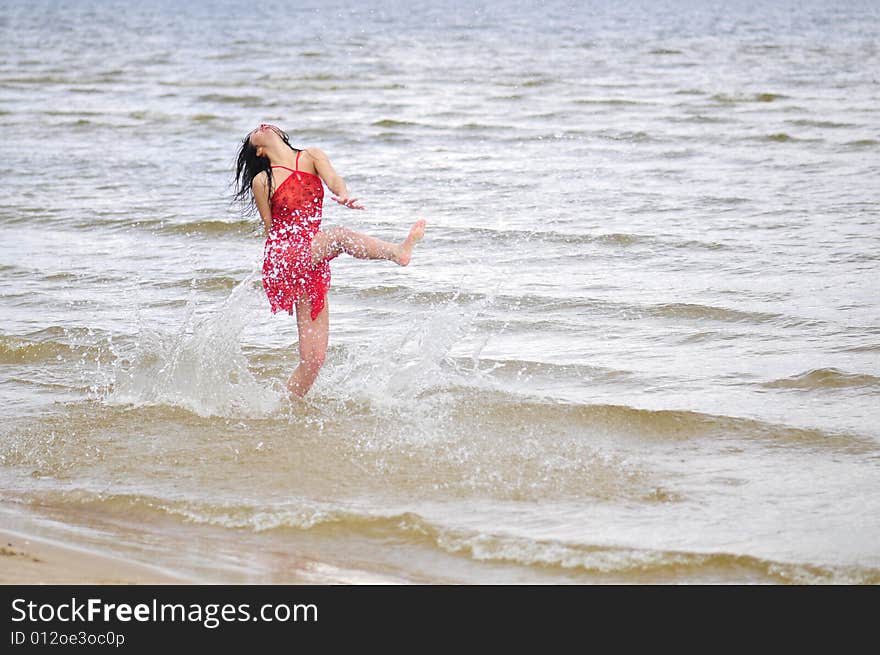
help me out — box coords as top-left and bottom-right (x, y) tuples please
(0, 527), (187, 585)
(0, 502), (413, 585)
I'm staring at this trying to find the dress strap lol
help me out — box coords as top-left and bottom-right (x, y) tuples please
(295, 150), (301, 172)
(271, 165), (297, 174)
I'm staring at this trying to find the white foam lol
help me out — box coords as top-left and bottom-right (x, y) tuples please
(105, 267), (285, 418)
(314, 288), (494, 414)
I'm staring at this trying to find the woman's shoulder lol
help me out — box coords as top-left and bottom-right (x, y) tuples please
(297, 148), (326, 176)
(302, 147), (329, 161)
(251, 170), (269, 189)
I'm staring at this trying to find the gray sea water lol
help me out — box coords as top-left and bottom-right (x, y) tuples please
(1, 0), (879, 583)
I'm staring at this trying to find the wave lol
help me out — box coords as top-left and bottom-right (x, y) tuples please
(154, 218), (259, 237)
(0, 334), (80, 364)
(298, 73), (339, 81)
(348, 284), (485, 306)
(375, 132), (414, 143)
(55, 212), (254, 238)
(645, 302), (779, 323)
(371, 119), (420, 128)
(448, 356), (633, 384)
(2, 397), (669, 503)
(449, 392), (874, 453)
(786, 119), (854, 129)
(197, 93), (263, 107)
(668, 114), (729, 124)
(0, 264), (26, 278)
(763, 368), (880, 391)
(600, 129), (652, 142)
(572, 98), (645, 106)
(696, 195), (750, 206)
(758, 133), (825, 144)
(0, 328), (113, 365)
(429, 530), (879, 584)
(430, 294), (785, 326)
(433, 225), (733, 251)
(840, 343), (880, 353)
(712, 92), (786, 103)
(2, 75), (89, 85)
(336, 285), (624, 324)
(457, 122), (512, 131)
(127, 110), (174, 123)
(16, 490), (878, 583)
(155, 275), (257, 293)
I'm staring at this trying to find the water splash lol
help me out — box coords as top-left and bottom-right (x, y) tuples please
(99, 262), (508, 424)
(104, 268), (285, 418)
(315, 287), (497, 415)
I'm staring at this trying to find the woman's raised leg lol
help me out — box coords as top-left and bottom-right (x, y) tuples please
(286, 295), (329, 398)
(311, 220), (426, 266)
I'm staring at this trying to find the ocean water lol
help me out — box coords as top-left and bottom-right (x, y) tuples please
(1, 0), (879, 583)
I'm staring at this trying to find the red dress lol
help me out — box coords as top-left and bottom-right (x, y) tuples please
(262, 152), (333, 321)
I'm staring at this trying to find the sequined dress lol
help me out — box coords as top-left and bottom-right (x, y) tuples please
(261, 152), (332, 321)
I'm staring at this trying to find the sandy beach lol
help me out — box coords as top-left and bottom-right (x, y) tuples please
(0, 528), (185, 585)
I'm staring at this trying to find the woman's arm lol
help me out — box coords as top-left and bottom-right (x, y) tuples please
(307, 147), (365, 210)
(253, 172), (272, 233)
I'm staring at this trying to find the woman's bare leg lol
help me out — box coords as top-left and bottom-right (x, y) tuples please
(311, 220), (426, 266)
(287, 295), (329, 398)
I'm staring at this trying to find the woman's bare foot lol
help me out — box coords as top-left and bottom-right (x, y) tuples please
(396, 219), (426, 266)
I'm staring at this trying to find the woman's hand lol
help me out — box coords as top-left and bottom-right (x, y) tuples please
(332, 195), (365, 210)
(308, 148), (366, 210)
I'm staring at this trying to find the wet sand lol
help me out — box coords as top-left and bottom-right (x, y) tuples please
(0, 503), (415, 585)
(0, 528), (186, 585)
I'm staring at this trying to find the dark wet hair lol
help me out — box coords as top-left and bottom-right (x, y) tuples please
(232, 126), (300, 216)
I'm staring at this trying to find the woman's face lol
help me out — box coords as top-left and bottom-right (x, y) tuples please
(249, 124), (282, 149)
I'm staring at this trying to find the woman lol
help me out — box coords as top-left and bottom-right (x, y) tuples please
(233, 124), (426, 398)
